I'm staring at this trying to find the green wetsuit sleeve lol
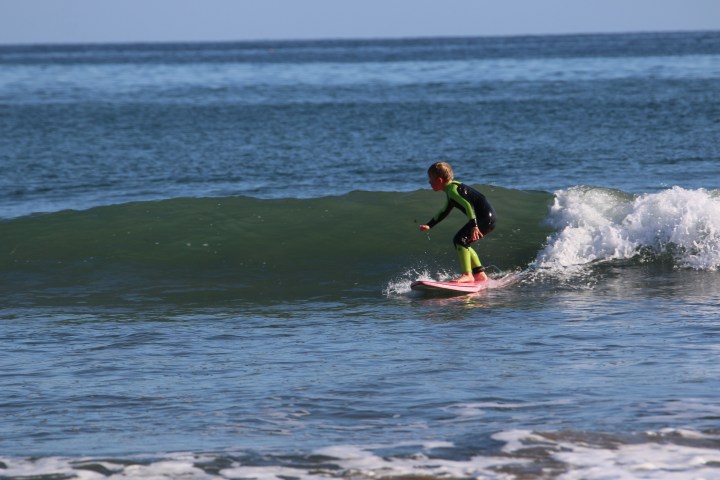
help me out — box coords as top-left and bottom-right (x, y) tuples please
(427, 196), (451, 228)
(445, 182), (478, 226)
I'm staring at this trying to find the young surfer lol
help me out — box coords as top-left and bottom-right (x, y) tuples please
(419, 162), (496, 283)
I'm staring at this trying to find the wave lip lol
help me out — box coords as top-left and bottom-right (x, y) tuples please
(534, 186), (720, 274)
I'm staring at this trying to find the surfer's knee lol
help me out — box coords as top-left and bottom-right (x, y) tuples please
(453, 230), (471, 248)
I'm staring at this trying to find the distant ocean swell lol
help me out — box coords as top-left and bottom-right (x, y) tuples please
(2, 186), (718, 305)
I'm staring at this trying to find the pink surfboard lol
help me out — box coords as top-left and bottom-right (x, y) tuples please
(411, 274), (519, 295)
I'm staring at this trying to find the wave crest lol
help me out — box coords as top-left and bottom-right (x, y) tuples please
(534, 186), (720, 273)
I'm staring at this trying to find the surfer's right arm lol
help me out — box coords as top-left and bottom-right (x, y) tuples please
(422, 200), (452, 231)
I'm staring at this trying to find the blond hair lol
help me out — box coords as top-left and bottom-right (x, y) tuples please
(428, 162), (454, 182)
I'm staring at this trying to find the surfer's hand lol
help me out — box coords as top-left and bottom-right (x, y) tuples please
(419, 225), (430, 231)
(471, 227), (482, 241)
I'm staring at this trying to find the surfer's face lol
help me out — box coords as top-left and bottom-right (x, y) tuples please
(428, 174), (446, 192)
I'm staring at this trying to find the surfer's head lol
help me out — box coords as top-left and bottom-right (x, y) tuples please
(428, 162), (454, 182)
(428, 162), (454, 191)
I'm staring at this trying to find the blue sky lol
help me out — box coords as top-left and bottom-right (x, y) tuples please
(0, 0), (718, 45)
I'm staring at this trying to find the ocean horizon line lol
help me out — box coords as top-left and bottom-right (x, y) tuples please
(1, 28), (717, 50)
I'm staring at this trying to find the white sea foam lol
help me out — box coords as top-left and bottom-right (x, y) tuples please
(496, 429), (720, 480)
(3, 431), (720, 479)
(382, 267), (454, 296)
(534, 186), (720, 274)
(556, 440), (720, 480)
(312, 443), (526, 479)
(0, 454), (217, 480)
(220, 465), (327, 480)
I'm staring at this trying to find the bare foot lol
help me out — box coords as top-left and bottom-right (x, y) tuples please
(474, 272), (488, 282)
(453, 273), (475, 283)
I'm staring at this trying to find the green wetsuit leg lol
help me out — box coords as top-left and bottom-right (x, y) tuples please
(456, 245), (482, 274)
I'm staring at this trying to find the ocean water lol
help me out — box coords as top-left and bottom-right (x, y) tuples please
(1, 31), (720, 479)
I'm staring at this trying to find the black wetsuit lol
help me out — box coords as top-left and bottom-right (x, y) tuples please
(426, 181), (496, 247)
(425, 180), (496, 274)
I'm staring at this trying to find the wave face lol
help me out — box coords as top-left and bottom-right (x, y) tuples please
(5, 187), (720, 304)
(0, 188), (552, 305)
(3, 186), (718, 306)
